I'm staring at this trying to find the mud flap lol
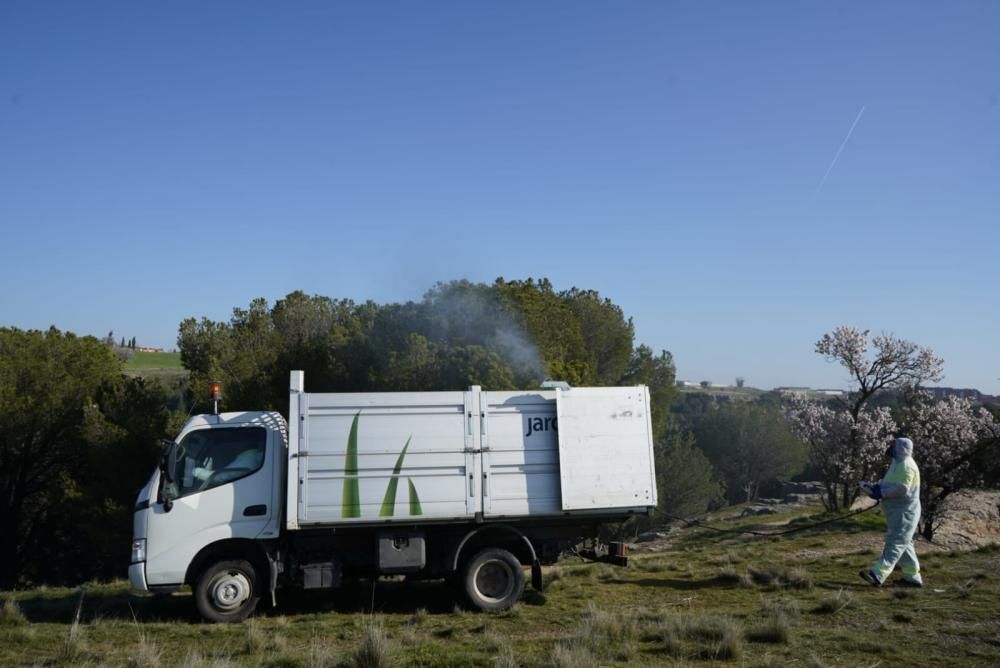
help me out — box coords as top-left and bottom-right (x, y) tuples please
(269, 558), (279, 607)
(531, 559), (543, 591)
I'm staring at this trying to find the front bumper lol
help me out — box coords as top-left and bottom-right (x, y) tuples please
(129, 562), (148, 592)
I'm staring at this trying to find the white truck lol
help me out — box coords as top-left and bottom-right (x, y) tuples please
(129, 371), (657, 622)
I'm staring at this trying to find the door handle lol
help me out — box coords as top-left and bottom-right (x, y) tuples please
(243, 504), (267, 517)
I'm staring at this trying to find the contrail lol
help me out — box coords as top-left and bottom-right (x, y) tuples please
(816, 105), (865, 193)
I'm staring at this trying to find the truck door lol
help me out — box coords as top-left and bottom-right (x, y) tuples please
(479, 390), (561, 517)
(293, 390), (480, 523)
(145, 423), (277, 586)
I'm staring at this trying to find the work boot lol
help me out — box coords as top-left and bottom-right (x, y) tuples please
(899, 574), (923, 588)
(859, 569), (882, 587)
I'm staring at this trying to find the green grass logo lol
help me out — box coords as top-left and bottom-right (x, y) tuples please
(342, 413), (423, 518)
(341, 413), (361, 517)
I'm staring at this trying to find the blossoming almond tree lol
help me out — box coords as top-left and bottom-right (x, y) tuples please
(785, 326), (944, 511)
(902, 395), (1000, 541)
(785, 399), (897, 510)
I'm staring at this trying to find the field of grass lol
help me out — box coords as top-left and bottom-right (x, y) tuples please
(125, 351), (183, 370)
(2, 507), (999, 667)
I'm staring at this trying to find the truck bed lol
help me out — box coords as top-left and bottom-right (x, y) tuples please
(286, 377), (656, 529)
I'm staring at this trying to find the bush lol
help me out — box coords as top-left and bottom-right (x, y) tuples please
(0, 598), (27, 627)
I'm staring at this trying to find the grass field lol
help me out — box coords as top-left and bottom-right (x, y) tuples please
(125, 351), (183, 370)
(2, 507), (999, 667)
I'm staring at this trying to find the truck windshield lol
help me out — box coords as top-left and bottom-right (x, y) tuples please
(163, 427), (266, 500)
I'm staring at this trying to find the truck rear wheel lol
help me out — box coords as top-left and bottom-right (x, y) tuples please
(462, 548), (525, 612)
(195, 559), (260, 623)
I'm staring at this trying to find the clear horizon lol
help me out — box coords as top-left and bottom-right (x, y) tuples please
(2, 2), (997, 394)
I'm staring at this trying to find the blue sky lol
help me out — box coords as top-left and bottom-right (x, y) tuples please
(2, 2), (998, 393)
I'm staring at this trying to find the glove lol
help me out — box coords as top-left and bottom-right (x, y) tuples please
(858, 481), (882, 499)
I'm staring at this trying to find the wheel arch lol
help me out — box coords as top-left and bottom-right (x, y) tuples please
(185, 538), (271, 589)
(450, 525), (537, 571)
(449, 525), (543, 591)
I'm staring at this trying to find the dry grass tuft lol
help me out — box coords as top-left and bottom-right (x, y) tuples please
(306, 637), (338, 668)
(128, 634), (163, 668)
(244, 617), (286, 654)
(717, 564), (754, 587)
(747, 565), (813, 590)
(0, 597), (28, 627)
(409, 607), (428, 626)
(550, 641), (597, 668)
(955, 578), (977, 598)
(652, 612), (743, 660)
(352, 619), (392, 668)
(60, 590), (86, 663)
(814, 588), (854, 614)
(553, 603), (640, 663)
(746, 611), (791, 644)
(760, 596), (801, 619)
(689, 615), (743, 660)
(491, 637), (518, 668)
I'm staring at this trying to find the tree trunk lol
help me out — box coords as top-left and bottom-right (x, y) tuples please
(920, 489), (950, 542)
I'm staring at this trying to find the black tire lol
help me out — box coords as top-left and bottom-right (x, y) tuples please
(462, 548), (525, 612)
(194, 559), (260, 623)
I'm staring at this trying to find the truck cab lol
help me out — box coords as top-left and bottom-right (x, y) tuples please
(130, 411), (286, 620)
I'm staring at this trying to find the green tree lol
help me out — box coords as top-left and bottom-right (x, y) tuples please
(620, 345), (677, 439)
(694, 402), (807, 504)
(655, 426), (723, 518)
(0, 327), (122, 587)
(68, 377), (173, 582)
(493, 278), (592, 385)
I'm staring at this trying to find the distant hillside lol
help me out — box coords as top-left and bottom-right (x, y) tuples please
(123, 351), (186, 379)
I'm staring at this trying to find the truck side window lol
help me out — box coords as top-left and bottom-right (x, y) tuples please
(167, 427), (267, 499)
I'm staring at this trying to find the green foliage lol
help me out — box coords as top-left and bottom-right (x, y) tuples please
(176, 280), (672, 434)
(0, 328), (176, 588)
(694, 402), (807, 504)
(0, 328), (120, 588)
(655, 426), (723, 518)
(620, 345), (677, 439)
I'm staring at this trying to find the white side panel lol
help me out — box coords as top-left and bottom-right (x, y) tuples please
(482, 390), (561, 516)
(556, 386), (656, 511)
(296, 391), (473, 524)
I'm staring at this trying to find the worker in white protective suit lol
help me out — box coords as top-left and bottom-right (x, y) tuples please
(858, 437), (923, 587)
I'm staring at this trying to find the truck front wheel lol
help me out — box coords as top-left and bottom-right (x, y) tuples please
(462, 548), (525, 612)
(195, 559), (260, 623)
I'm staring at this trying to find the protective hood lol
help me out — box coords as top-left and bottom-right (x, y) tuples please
(893, 437), (914, 461)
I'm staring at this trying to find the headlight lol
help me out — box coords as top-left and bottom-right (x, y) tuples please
(131, 539), (146, 563)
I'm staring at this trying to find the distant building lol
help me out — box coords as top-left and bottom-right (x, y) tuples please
(776, 387), (811, 397)
(675, 380), (699, 388)
(137, 346), (165, 353)
(920, 386), (983, 402)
